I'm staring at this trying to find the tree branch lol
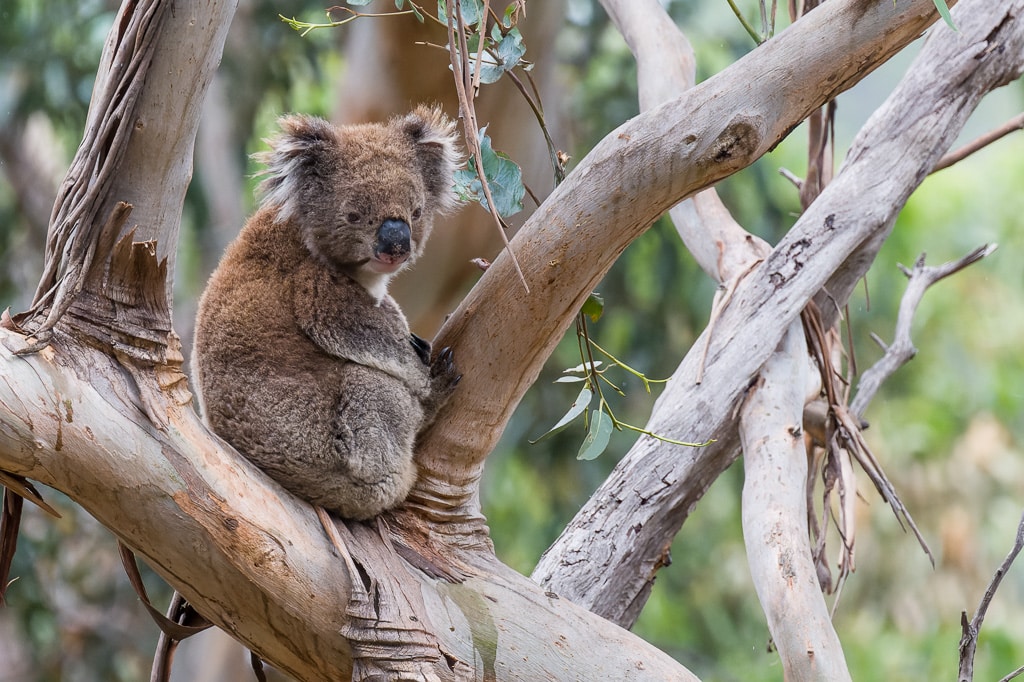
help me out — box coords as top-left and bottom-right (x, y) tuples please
(0, 333), (700, 680)
(740, 324), (851, 681)
(14, 0), (237, 357)
(535, 0), (1023, 627)
(1, 0), (1021, 677)
(411, 0), (953, 539)
(933, 112), (1024, 173)
(851, 244), (997, 416)
(959, 511), (1024, 682)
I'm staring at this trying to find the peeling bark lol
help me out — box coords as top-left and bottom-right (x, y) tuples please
(19, 0), (236, 343)
(0, 332), (697, 679)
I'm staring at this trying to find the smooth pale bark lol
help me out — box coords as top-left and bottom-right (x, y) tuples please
(603, 0), (771, 282)
(565, 3), (852, 675)
(0, 333), (697, 681)
(740, 324), (851, 682)
(95, 0), (237, 275)
(534, 0), (1024, 627)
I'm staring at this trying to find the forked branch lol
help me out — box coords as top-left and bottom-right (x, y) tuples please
(851, 244), (998, 416)
(958, 511), (1024, 682)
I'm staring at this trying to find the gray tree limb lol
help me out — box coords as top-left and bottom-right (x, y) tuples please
(534, 0), (1024, 628)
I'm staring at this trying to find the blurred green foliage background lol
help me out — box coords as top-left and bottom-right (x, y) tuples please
(1, 0), (1022, 680)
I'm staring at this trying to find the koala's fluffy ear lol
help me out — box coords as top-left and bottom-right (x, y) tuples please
(254, 114), (339, 223)
(399, 105), (462, 213)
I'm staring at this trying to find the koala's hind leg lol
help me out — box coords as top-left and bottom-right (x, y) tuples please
(326, 365), (422, 519)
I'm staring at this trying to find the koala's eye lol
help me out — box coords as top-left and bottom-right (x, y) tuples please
(412, 208), (422, 220)
(346, 212), (361, 224)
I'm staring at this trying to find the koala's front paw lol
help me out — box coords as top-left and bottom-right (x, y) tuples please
(432, 347), (462, 393)
(420, 347), (460, 424)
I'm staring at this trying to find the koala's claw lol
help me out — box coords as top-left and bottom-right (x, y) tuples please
(410, 333), (432, 365)
(431, 346), (461, 388)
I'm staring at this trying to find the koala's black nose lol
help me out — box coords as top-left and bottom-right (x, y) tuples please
(376, 218), (411, 260)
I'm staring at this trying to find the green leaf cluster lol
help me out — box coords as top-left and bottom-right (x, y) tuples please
(464, 26), (527, 84)
(453, 129), (525, 218)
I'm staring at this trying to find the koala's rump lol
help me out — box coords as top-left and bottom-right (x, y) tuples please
(199, 331), (420, 518)
(194, 251), (423, 517)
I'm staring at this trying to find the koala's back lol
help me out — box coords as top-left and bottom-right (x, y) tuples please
(194, 210), (339, 462)
(193, 210), (420, 515)
(193, 107), (461, 520)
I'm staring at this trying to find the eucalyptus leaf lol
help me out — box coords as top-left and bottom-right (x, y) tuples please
(564, 360), (602, 374)
(577, 409), (613, 460)
(932, 0), (956, 31)
(395, 0), (424, 22)
(452, 129), (525, 218)
(465, 29), (525, 84)
(437, 0), (484, 27)
(581, 292), (604, 322)
(530, 388), (593, 443)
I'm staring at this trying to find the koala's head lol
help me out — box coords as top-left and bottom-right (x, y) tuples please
(255, 106), (461, 297)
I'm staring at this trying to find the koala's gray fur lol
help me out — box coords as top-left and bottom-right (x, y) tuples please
(192, 106), (461, 520)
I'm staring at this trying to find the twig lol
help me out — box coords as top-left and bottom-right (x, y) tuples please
(999, 664), (1024, 682)
(778, 166), (803, 189)
(850, 244), (997, 416)
(443, 0), (529, 292)
(471, 0), (489, 95)
(726, 0), (763, 43)
(933, 112), (1024, 173)
(503, 68), (565, 184)
(958, 511), (1024, 682)
(280, 8), (415, 36)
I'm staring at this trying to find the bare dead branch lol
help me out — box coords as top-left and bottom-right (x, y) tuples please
(933, 112), (1024, 173)
(779, 166), (804, 190)
(959, 511), (1024, 682)
(850, 244), (997, 417)
(801, 309), (859, 593)
(999, 664), (1024, 682)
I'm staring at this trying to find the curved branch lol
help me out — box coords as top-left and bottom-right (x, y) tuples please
(0, 333), (698, 681)
(959, 511), (1024, 682)
(851, 244), (998, 416)
(413, 0), (952, 530)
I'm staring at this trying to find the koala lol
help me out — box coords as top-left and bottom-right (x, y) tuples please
(192, 106), (462, 520)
